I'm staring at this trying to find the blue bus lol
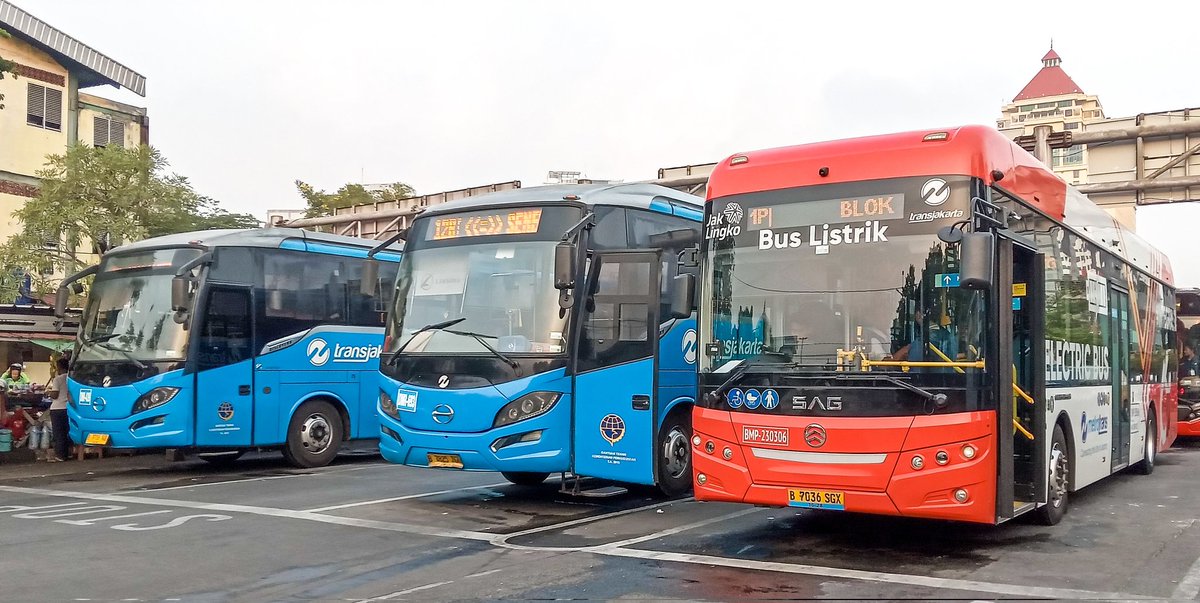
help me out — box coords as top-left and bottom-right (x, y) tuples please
(374, 183), (702, 494)
(54, 228), (402, 467)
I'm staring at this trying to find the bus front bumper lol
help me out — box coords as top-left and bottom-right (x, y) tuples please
(377, 412), (569, 474)
(68, 406), (191, 449)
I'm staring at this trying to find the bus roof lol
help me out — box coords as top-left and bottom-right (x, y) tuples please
(108, 227), (403, 256)
(418, 183), (704, 220)
(708, 125), (1172, 285)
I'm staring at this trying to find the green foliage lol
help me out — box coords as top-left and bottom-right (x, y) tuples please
(0, 144), (258, 302)
(296, 180), (416, 217)
(0, 28), (15, 110)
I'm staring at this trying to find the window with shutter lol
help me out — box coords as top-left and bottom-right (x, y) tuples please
(108, 119), (125, 148)
(93, 115), (109, 147)
(26, 83), (63, 131)
(26, 83), (45, 127)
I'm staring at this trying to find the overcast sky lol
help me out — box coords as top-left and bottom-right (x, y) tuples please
(15, 0), (1200, 282)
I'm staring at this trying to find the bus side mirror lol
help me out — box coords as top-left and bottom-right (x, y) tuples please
(171, 276), (191, 312)
(670, 273), (696, 319)
(53, 286), (70, 320)
(959, 231), (994, 290)
(554, 242), (576, 290)
(361, 259), (380, 297)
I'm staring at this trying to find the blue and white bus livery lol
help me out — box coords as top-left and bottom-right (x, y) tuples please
(55, 228), (402, 468)
(376, 183), (702, 495)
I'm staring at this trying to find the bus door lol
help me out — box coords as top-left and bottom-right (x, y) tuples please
(1109, 287), (1132, 470)
(996, 237), (1046, 518)
(193, 285), (255, 447)
(572, 251), (661, 485)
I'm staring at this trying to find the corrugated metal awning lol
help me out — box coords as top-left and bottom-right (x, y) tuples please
(0, 1), (146, 96)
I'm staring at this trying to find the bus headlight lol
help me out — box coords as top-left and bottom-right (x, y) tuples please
(132, 387), (179, 414)
(379, 390), (399, 419)
(493, 392), (561, 428)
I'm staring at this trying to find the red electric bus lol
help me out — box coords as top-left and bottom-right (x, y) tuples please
(1177, 289), (1200, 436)
(690, 126), (1177, 525)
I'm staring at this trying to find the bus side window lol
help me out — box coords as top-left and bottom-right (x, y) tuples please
(198, 288), (252, 369)
(591, 207), (628, 251)
(578, 259), (653, 372)
(628, 209), (696, 321)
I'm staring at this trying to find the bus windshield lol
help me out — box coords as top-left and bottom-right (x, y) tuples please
(700, 176), (986, 376)
(77, 248), (201, 363)
(389, 241), (567, 354)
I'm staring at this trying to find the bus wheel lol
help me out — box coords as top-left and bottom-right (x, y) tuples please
(1134, 411), (1156, 475)
(656, 411), (692, 497)
(501, 472), (549, 486)
(283, 400), (343, 468)
(1035, 424), (1070, 526)
(199, 451), (244, 467)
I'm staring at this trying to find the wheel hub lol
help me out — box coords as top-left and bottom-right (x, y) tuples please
(301, 414), (332, 453)
(1048, 444), (1068, 507)
(662, 427), (690, 479)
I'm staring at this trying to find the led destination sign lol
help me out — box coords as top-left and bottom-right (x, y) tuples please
(430, 208), (543, 240)
(747, 194), (907, 230)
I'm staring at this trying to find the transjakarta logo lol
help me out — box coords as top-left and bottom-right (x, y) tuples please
(705, 202), (744, 240)
(307, 338), (382, 366)
(1080, 411), (1109, 443)
(908, 209), (965, 224)
(758, 221), (889, 250)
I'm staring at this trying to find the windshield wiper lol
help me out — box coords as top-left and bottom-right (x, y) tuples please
(385, 317), (467, 366)
(833, 373), (948, 409)
(81, 336), (149, 370)
(445, 328), (519, 369)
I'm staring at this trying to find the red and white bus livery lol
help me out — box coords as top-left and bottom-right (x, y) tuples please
(692, 126), (1176, 525)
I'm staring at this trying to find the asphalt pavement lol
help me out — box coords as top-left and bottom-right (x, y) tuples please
(2, 440), (1199, 601)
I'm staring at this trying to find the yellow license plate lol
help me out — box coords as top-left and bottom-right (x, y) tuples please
(787, 488), (845, 510)
(427, 453), (464, 469)
(85, 433), (110, 446)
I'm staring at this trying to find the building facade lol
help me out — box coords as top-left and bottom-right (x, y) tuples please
(998, 48), (1105, 186)
(0, 1), (147, 259)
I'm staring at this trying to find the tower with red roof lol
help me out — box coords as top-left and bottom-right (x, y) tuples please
(998, 46), (1107, 186)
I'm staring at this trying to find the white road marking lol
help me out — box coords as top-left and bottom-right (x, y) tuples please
(356, 581), (454, 602)
(305, 482), (510, 512)
(0, 484), (493, 542)
(0, 484), (1154, 600)
(56, 510), (172, 526)
(129, 474), (301, 492)
(594, 508), (761, 550)
(596, 547), (1148, 600)
(465, 568), (503, 579)
(1173, 551), (1200, 599)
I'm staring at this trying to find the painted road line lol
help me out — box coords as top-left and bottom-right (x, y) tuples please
(129, 474), (301, 492)
(493, 498), (692, 545)
(0, 484), (493, 542)
(1173, 553), (1200, 600)
(305, 482), (511, 512)
(355, 580), (454, 602)
(597, 547), (1151, 600)
(593, 507), (761, 550)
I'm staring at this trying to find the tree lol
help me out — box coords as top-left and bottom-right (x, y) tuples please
(296, 180), (416, 217)
(0, 28), (17, 111)
(0, 144), (258, 303)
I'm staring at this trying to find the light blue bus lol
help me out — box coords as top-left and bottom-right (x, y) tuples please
(374, 184), (702, 494)
(55, 228), (402, 467)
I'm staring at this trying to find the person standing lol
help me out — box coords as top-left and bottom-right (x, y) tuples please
(44, 357), (71, 462)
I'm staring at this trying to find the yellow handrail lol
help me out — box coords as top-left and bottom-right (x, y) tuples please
(1013, 419), (1035, 440)
(928, 343), (966, 374)
(862, 359), (986, 371)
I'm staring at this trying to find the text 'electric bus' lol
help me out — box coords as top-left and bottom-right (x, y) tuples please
(376, 183), (702, 494)
(691, 126), (1176, 524)
(55, 228), (401, 467)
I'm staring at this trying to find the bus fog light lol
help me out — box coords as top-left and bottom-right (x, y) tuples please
(705, 441), (715, 454)
(697, 473), (707, 485)
(962, 444), (977, 460)
(692, 435), (702, 447)
(911, 455), (924, 470)
(723, 447), (733, 460)
(954, 488), (969, 503)
(935, 451), (949, 465)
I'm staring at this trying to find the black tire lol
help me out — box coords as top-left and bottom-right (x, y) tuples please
(198, 451), (244, 467)
(501, 472), (549, 486)
(1134, 411), (1157, 475)
(655, 409), (693, 497)
(1035, 423), (1070, 526)
(282, 399), (344, 468)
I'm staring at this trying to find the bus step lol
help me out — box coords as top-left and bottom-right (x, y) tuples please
(558, 473), (628, 498)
